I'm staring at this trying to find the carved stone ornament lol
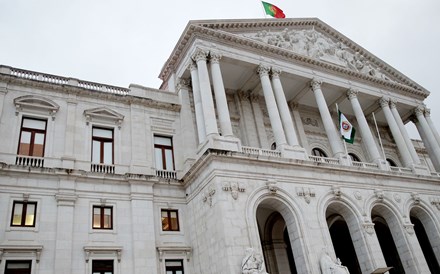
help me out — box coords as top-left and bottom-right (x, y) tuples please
(203, 186), (216, 207)
(301, 117), (318, 127)
(411, 192), (421, 205)
(404, 224), (415, 235)
(222, 182), (245, 200)
(14, 95), (60, 120)
(379, 97), (390, 108)
(84, 107), (124, 129)
(210, 52), (222, 64)
(346, 88), (358, 100)
(176, 78), (191, 91)
(266, 180), (278, 195)
(331, 186), (342, 199)
(363, 222), (375, 235)
(191, 48), (208, 62)
(241, 248), (267, 274)
(374, 189), (384, 201)
(354, 191), (362, 200)
(257, 64), (270, 77)
(431, 198), (440, 211)
(310, 78), (322, 91)
(319, 247), (350, 274)
(393, 193), (402, 203)
(296, 187), (316, 204)
(244, 28), (393, 83)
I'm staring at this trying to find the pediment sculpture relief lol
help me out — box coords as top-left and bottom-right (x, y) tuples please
(245, 28), (392, 82)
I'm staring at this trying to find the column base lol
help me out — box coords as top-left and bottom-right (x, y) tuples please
(411, 164), (431, 175)
(198, 135), (241, 155)
(279, 144), (307, 160)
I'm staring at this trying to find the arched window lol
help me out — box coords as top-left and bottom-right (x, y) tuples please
(386, 158), (397, 167)
(271, 142), (277, 150)
(311, 148), (327, 157)
(348, 153), (360, 162)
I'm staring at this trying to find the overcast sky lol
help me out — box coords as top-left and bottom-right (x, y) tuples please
(0, 0), (439, 139)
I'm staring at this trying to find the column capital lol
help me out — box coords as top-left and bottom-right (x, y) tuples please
(257, 64), (270, 77)
(379, 97), (390, 108)
(414, 105), (425, 116)
(210, 52), (222, 64)
(271, 67), (282, 78)
(192, 48), (208, 62)
(389, 99), (397, 109)
(310, 78), (322, 91)
(425, 108), (431, 117)
(176, 78), (191, 91)
(346, 88), (359, 100)
(188, 62), (198, 72)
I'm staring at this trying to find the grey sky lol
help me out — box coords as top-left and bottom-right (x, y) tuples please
(0, 0), (439, 138)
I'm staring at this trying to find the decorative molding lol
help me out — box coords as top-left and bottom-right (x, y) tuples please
(14, 95), (60, 120)
(353, 191), (362, 200)
(346, 88), (358, 100)
(84, 246), (122, 262)
(430, 198), (440, 211)
(393, 193), (401, 203)
(301, 117), (318, 127)
(191, 48), (208, 62)
(331, 186), (341, 199)
(379, 97), (390, 108)
(362, 222), (375, 235)
(374, 189), (384, 201)
(157, 246), (192, 262)
(203, 185), (216, 207)
(55, 193), (77, 207)
(151, 117), (175, 135)
(84, 107), (124, 128)
(257, 64), (270, 77)
(176, 78), (191, 91)
(271, 67), (282, 78)
(0, 244), (43, 263)
(411, 192), (421, 205)
(210, 52), (222, 64)
(222, 182), (245, 200)
(310, 78), (322, 91)
(403, 224), (415, 235)
(266, 180), (278, 195)
(296, 187), (315, 204)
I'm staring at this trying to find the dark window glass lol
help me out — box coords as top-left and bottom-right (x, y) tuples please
(154, 136), (174, 170)
(348, 153), (361, 162)
(165, 259), (184, 274)
(10, 201), (37, 227)
(92, 127), (114, 164)
(312, 148), (327, 157)
(5, 260), (32, 274)
(18, 118), (47, 157)
(92, 206), (113, 229)
(92, 260), (113, 274)
(386, 158), (397, 167)
(161, 209), (179, 231)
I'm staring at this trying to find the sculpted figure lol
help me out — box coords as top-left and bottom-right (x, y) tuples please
(319, 248), (350, 274)
(241, 248), (267, 274)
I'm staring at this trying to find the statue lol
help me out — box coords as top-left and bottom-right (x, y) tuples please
(241, 248), (268, 274)
(319, 248), (350, 274)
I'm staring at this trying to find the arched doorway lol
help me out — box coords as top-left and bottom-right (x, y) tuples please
(256, 205), (298, 273)
(410, 208), (440, 273)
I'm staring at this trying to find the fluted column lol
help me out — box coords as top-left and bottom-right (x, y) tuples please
(192, 49), (218, 137)
(414, 106), (440, 171)
(390, 100), (420, 164)
(310, 79), (345, 158)
(257, 64), (287, 147)
(424, 108), (440, 147)
(210, 52), (233, 137)
(380, 97), (413, 167)
(347, 89), (382, 163)
(271, 68), (300, 147)
(188, 62), (206, 144)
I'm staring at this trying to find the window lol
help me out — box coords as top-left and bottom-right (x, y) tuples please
(5, 260), (32, 274)
(92, 127), (114, 164)
(93, 206), (113, 229)
(161, 209), (179, 231)
(92, 260), (113, 274)
(17, 118), (47, 157)
(165, 259), (184, 274)
(10, 201), (37, 227)
(154, 136), (174, 170)
(386, 158), (397, 167)
(348, 153), (361, 162)
(311, 148), (327, 157)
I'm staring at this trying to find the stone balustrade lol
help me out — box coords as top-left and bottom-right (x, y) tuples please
(155, 169), (177, 180)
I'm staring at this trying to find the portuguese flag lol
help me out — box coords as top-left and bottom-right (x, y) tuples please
(261, 1), (286, 18)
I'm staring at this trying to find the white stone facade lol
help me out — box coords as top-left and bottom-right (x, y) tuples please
(0, 18), (439, 274)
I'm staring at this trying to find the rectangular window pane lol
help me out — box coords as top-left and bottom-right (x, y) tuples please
(176, 271), (183, 274)
(93, 208), (101, 228)
(93, 128), (113, 138)
(19, 131), (31, 155)
(103, 208), (112, 228)
(165, 149), (174, 170)
(23, 118), (46, 130)
(12, 203), (23, 225)
(6, 261), (31, 269)
(154, 136), (172, 146)
(25, 203), (35, 226)
(155, 148), (163, 169)
(92, 140), (101, 163)
(33, 133), (45, 157)
(166, 271), (173, 274)
(103, 142), (113, 164)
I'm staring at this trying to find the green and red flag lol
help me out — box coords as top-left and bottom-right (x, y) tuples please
(261, 1), (286, 18)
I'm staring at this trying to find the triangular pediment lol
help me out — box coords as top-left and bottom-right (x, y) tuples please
(160, 18), (428, 98)
(84, 107), (124, 127)
(14, 95), (60, 118)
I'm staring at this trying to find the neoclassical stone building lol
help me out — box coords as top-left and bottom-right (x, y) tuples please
(0, 18), (439, 274)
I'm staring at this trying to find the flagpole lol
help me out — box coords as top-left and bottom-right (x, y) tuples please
(259, 1), (268, 18)
(372, 112), (386, 160)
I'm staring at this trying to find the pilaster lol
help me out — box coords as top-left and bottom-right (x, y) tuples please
(188, 62), (206, 144)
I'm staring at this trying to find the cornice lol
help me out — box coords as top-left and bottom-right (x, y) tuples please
(159, 18), (428, 100)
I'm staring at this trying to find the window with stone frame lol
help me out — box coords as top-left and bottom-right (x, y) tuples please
(4, 260), (32, 274)
(154, 135), (175, 171)
(311, 147), (327, 157)
(165, 259), (184, 274)
(92, 206), (113, 229)
(10, 201), (37, 227)
(348, 153), (361, 162)
(92, 127), (114, 165)
(161, 209), (179, 231)
(17, 117), (47, 157)
(92, 260), (113, 274)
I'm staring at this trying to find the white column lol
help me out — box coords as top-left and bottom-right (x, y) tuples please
(414, 106), (440, 171)
(192, 49), (219, 137)
(347, 89), (382, 162)
(310, 79), (345, 158)
(210, 52), (233, 137)
(380, 97), (413, 167)
(271, 68), (300, 147)
(424, 108), (440, 147)
(390, 100), (421, 164)
(188, 62), (206, 144)
(257, 64), (287, 147)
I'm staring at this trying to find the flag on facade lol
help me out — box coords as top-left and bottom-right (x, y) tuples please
(261, 1), (286, 18)
(339, 110), (356, 144)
